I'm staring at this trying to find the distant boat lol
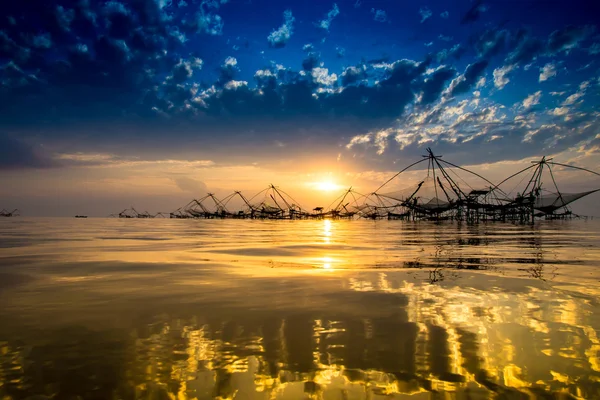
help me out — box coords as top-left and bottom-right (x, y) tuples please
(75, 215), (88, 218)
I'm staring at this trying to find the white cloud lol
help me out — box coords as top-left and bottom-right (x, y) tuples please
(522, 90), (542, 109)
(197, 13), (223, 35)
(562, 92), (583, 106)
(224, 80), (248, 90)
(224, 56), (237, 67)
(561, 80), (589, 106)
(312, 67), (338, 86)
(346, 134), (371, 149)
(493, 64), (515, 90)
(539, 63), (557, 82)
(590, 43), (600, 55)
(419, 7), (432, 23)
(476, 77), (486, 88)
(550, 107), (569, 116)
(268, 10), (294, 48)
(317, 3), (340, 31)
(440, 11), (449, 19)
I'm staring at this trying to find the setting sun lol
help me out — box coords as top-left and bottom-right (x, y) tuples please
(315, 181), (341, 192)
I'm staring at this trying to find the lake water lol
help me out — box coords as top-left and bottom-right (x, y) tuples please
(1, 218), (600, 399)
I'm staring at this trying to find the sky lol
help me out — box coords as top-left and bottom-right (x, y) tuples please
(1, 0), (600, 216)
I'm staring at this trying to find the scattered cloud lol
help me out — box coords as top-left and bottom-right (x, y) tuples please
(493, 64), (515, 90)
(440, 11), (449, 19)
(371, 8), (387, 23)
(316, 3), (340, 31)
(539, 63), (557, 82)
(522, 90), (542, 109)
(447, 60), (489, 96)
(268, 9), (294, 48)
(419, 7), (432, 23)
(461, 0), (487, 24)
(547, 25), (596, 54)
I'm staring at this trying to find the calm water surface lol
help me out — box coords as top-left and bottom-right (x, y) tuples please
(1, 218), (600, 399)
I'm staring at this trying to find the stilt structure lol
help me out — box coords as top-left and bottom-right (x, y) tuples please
(0, 209), (20, 217)
(491, 157), (600, 221)
(102, 149), (599, 223)
(368, 148), (502, 221)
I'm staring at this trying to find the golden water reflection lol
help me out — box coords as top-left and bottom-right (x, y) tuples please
(1, 271), (600, 399)
(1, 218), (600, 399)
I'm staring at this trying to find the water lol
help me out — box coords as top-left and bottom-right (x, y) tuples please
(1, 218), (600, 399)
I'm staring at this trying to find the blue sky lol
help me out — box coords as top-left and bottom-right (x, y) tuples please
(1, 0), (600, 214)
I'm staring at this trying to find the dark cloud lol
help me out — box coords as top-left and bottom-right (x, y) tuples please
(449, 60), (488, 97)
(420, 67), (456, 105)
(0, 134), (56, 169)
(505, 30), (543, 65)
(0, 0), (598, 174)
(340, 65), (367, 86)
(302, 52), (320, 71)
(546, 25), (595, 54)
(474, 29), (508, 58)
(461, 0), (486, 24)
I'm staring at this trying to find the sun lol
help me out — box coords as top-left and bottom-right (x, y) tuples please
(315, 181), (340, 192)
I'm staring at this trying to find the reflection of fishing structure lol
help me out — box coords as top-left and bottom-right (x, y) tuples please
(107, 149), (600, 222)
(0, 209), (19, 217)
(4, 278), (593, 399)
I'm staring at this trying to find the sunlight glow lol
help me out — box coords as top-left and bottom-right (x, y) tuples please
(315, 181), (341, 192)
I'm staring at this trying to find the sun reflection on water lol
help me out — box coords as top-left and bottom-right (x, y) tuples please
(1, 219), (600, 398)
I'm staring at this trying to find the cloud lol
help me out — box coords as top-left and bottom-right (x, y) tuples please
(436, 44), (466, 63)
(539, 63), (557, 82)
(561, 81), (589, 106)
(172, 177), (209, 194)
(461, 0), (486, 24)
(420, 66), (456, 105)
(340, 65), (367, 86)
(268, 10), (294, 48)
(311, 67), (337, 86)
(419, 7), (432, 23)
(522, 91), (542, 109)
(196, 0), (227, 35)
(440, 11), (449, 19)
(493, 64), (515, 90)
(31, 33), (53, 49)
(447, 60), (488, 97)
(371, 8), (387, 23)
(475, 29), (508, 58)
(55, 5), (75, 31)
(171, 57), (203, 83)
(317, 3), (340, 31)
(505, 32), (543, 65)
(590, 43), (600, 55)
(0, 133), (56, 170)
(302, 52), (320, 71)
(547, 25), (595, 54)
(550, 107), (569, 116)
